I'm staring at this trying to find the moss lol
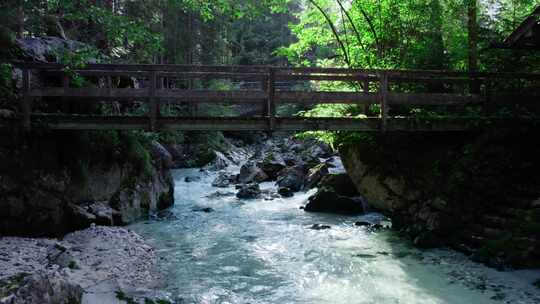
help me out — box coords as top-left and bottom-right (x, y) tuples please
(0, 273), (30, 299)
(115, 290), (138, 304)
(68, 260), (78, 269)
(158, 190), (173, 210)
(123, 133), (153, 180)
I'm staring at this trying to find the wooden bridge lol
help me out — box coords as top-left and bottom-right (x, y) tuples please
(4, 62), (540, 132)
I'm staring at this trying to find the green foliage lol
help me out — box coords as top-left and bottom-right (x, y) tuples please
(68, 260), (78, 269)
(122, 132), (153, 179)
(0, 63), (13, 101)
(115, 291), (138, 304)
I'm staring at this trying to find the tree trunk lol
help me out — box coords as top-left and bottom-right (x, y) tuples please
(468, 0), (479, 93)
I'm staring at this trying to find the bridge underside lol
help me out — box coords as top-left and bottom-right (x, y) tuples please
(0, 115), (518, 132)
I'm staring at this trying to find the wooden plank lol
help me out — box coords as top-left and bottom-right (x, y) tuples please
(387, 93), (482, 105)
(149, 71), (158, 131)
(29, 88), (268, 102)
(29, 88), (149, 98)
(21, 68), (31, 130)
(11, 61), (540, 80)
(276, 91), (379, 104)
(380, 72), (389, 132)
(156, 90), (267, 101)
(8, 115), (494, 132)
(268, 68), (276, 131)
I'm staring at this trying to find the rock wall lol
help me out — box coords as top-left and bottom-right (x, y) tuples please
(340, 127), (540, 269)
(0, 131), (174, 237)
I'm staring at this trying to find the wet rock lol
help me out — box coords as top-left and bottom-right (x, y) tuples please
(317, 173), (358, 197)
(154, 210), (178, 221)
(258, 153), (286, 180)
(278, 187), (294, 198)
(192, 207), (214, 213)
(534, 279), (540, 289)
(239, 162), (268, 184)
(310, 224), (331, 230)
(304, 188), (365, 215)
(413, 231), (443, 249)
(236, 184), (261, 199)
(352, 253), (377, 258)
(17, 36), (89, 63)
(354, 221), (372, 227)
(276, 165), (306, 192)
(185, 176), (201, 182)
(304, 163), (329, 189)
(0, 271), (83, 304)
(212, 172), (237, 187)
(205, 151), (233, 171)
(206, 191), (235, 199)
(150, 141), (174, 169)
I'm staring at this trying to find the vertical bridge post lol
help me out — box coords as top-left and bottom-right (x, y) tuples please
(379, 72), (389, 132)
(267, 68), (276, 131)
(149, 71), (158, 131)
(21, 68), (31, 130)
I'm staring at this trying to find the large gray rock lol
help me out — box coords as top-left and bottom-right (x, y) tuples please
(236, 183), (261, 199)
(317, 173), (358, 197)
(276, 165), (306, 192)
(150, 141), (174, 169)
(212, 172), (237, 187)
(258, 152), (286, 180)
(17, 36), (92, 63)
(304, 188), (365, 215)
(0, 272), (83, 304)
(304, 163), (329, 189)
(239, 162), (268, 184)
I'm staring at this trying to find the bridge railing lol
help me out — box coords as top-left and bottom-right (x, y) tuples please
(10, 62), (540, 131)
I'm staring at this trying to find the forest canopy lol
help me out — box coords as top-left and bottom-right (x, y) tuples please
(2, 0), (539, 73)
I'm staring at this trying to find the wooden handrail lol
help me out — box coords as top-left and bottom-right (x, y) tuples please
(12, 62), (539, 132)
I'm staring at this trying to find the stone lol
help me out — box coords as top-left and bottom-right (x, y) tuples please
(304, 163), (329, 189)
(258, 153), (286, 180)
(192, 207), (214, 213)
(317, 173), (358, 197)
(239, 162), (268, 184)
(276, 165), (306, 192)
(0, 271), (83, 304)
(278, 187), (294, 198)
(236, 184), (261, 199)
(310, 224), (331, 230)
(185, 176), (201, 182)
(304, 188), (365, 215)
(354, 221), (372, 227)
(150, 141), (174, 169)
(211, 172), (236, 188)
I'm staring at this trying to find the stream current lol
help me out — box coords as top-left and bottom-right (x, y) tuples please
(130, 168), (540, 304)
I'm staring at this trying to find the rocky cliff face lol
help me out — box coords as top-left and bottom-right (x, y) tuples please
(0, 131), (174, 237)
(340, 128), (540, 269)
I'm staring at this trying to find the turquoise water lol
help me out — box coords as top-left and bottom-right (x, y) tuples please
(130, 169), (540, 304)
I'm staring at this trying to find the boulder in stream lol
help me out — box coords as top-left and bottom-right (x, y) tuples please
(304, 188), (365, 215)
(236, 183), (261, 199)
(239, 162), (268, 184)
(304, 163), (329, 189)
(276, 165), (306, 192)
(278, 187), (294, 198)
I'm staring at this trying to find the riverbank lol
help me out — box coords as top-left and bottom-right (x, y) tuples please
(0, 225), (163, 304)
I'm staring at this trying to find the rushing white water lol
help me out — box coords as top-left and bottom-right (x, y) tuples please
(130, 169), (540, 304)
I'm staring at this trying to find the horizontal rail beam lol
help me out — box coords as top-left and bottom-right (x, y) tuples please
(1, 114), (522, 132)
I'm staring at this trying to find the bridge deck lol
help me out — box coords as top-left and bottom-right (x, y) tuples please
(5, 62), (540, 132)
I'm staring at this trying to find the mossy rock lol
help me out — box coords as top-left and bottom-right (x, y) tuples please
(0, 273), (30, 299)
